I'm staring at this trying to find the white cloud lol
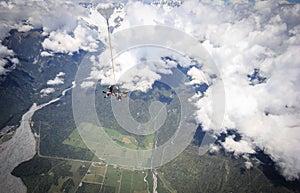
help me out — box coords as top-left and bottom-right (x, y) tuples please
(109, 0), (300, 180)
(221, 136), (256, 156)
(0, 0), (299, 181)
(0, 0), (99, 54)
(57, 72), (65, 77)
(187, 67), (208, 85)
(42, 24), (98, 54)
(88, 45), (190, 92)
(40, 51), (53, 57)
(208, 144), (220, 154)
(42, 71), (66, 96)
(47, 76), (64, 85)
(0, 1), (15, 10)
(13, 24), (34, 32)
(0, 60), (7, 75)
(192, 1), (300, 180)
(47, 72), (65, 85)
(80, 81), (95, 89)
(40, 87), (55, 97)
(245, 161), (253, 169)
(0, 43), (18, 75)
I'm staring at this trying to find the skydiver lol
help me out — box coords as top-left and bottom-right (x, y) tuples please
(102, 85), (129, 101)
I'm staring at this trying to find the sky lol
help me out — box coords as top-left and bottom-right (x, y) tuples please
(0, 0), (300, 180)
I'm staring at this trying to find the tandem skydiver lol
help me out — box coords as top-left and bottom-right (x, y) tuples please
(103, 85), (129, 101)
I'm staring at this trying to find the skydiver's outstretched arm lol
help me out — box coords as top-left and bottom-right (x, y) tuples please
(103, 90), (113, 98)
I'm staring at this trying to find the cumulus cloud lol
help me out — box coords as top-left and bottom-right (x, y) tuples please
(80, 81), (95, 89)
(187, 67), (208, 85)
(221, 136), (256, 156)
(47, 72), (65, 85)
(40, 51), (53, 57)
(99, 0), (299, 180)
(42, 24), (98, 54)
(41, 72), (65, 96)
(245, 161), (253, 169)
(86, 44), (193, 92)
(40, 87), (55, 97)
(191, 1), (300, 180)
(208, 144), (220, 154)
(0, 0), (300, 181)
(0, 0), (100, 55)
(0, 43), (19, 76)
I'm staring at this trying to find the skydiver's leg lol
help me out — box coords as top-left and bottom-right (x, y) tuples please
(117, 95), (122, 101)
(103, 91), (111, 98)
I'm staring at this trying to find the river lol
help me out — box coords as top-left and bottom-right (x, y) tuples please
(0, 82), (75, 193)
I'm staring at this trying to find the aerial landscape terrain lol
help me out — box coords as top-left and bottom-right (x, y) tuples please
(0, 0), (300, 193)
